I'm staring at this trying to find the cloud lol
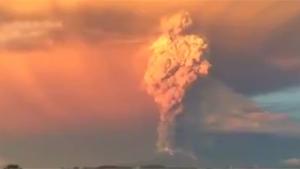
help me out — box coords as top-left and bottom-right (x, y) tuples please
(0, 20), (63, 50)
(0, 40), (155, 136)
(253, 86), (300, 119)
(204, 112), (288, 133)
(61, 0), (300, 95)
(283, 158), (300, 167)
(180, 78), (300, 135)
(270, 54), (300, 72)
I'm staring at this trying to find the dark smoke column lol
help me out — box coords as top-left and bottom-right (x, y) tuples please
(143, 11), (211, 155)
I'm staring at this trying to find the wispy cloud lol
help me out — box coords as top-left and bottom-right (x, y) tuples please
(283, 158), (300, 166)
(0, 20), (63, 50)
(253, 86), (300, 119)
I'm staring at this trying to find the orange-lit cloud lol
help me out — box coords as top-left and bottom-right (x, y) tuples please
(0, 0), (84, 14)
(0, 38), (154, 136)
(0, 20), (63, 49)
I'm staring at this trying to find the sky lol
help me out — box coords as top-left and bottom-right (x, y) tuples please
(0, 0), (300, 168)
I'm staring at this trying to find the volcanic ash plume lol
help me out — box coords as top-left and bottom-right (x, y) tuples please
(143, 11), (211, 154)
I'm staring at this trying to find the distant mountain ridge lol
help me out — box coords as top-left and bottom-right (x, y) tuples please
(136, 153), (201, 167)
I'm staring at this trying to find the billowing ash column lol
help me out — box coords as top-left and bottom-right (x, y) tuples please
(143, 11), (211, 154)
